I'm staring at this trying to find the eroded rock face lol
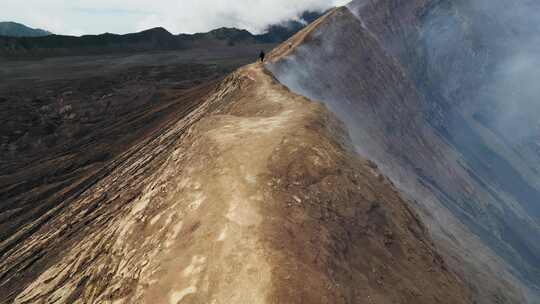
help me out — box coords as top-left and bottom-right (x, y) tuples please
(0, 64), (473, 303)
(268, 1), (539, 302)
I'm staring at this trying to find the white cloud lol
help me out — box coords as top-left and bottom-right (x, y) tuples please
(0, 0), (350, 36)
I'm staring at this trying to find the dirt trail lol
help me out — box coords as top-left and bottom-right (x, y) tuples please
(2, 64), (472, 303)
(3, 64), (314, 304)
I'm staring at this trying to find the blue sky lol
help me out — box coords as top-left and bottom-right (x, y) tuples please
(0, 0), (349, 36)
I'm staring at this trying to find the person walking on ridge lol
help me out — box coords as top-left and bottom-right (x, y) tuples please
(259, 50), (265, 63)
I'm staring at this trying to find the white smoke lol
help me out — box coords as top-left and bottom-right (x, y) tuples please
(421, 0), (540, 144)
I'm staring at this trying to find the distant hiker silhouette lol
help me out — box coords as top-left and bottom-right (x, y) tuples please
(259, 51), (265, 62)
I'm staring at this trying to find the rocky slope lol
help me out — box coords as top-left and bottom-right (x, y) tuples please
(0, 59), (474, 302)
(0, 45), (273, 272)
(268, 1), (539, 303)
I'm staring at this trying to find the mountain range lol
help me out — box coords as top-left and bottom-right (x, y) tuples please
(0, 11), (323, 58)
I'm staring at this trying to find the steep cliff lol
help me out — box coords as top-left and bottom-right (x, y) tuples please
(268, 1), (539, 302)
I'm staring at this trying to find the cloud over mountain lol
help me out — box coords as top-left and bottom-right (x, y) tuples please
(0, 0), (348, 36)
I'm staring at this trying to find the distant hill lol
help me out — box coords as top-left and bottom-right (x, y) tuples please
(0, 21), (51, 37)
(0, 27), (184, 57)
(0, 11), (324, 58)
